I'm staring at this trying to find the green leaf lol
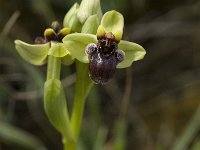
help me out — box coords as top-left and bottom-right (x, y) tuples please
(63, 3), (82, 32)
(0, 122), (45, 150)
(63, 33), (97, 63)
(92, 127), (108, 150)
(77, 0), (102, 24)
(113, 119), (127, 150)
(81, 15), (99, 34)
(101, 10), (124, 37)
(48, 42), (69, 57)
(44, 78), (71, 137)
(14, 40), (49, 65)
(117, 40), (146, 68)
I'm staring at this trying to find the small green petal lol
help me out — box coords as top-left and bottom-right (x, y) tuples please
(114, 31), (123, 43)
(81, 15), (99, 34)
(59, 27), (71, 36)
(101, 10), (124, 39)
(63, 3), (82, 32)
(48, 42), (69, 58)
(62, 33), (97, 63)
(96, 25), (105, 38)
(117, 40), (146, 68)
(14, 40), (49, 65)
(77, 0), (102, 24)
(44, 28), (56, 40)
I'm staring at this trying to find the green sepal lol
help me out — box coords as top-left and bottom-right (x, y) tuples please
(77, 0), (102, 24)
(14, 40), (49, 65)
(61, 54), (75, 65)
(63, 33), (97, 63)
(63, 3), (82, 32)
(44, 78), (71, 137)
(81, 15), (99, 34)
(101, 10), (124, 40)
(48, 42), (69, 57)
(117, 40), (146, 68)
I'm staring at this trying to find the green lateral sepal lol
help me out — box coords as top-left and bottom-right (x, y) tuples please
(63, 33), (97, 63)
(14, 40), (49, 65)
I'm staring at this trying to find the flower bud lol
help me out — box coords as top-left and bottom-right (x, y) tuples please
(77, 0), (102, 24)
(63, 3), (82, 32)
(81, 15), (99, 34)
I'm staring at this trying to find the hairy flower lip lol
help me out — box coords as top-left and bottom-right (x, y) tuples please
(96, 35), (118, 56)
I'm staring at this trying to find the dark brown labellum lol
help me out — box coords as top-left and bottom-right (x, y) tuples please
(86, 36), (125, 84)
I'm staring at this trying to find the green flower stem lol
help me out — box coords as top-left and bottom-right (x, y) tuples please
(63, 138), (76, 150)
(47, 55), (61, 80)
(46, 55), (76, 150)
(70, 61), (93, 139)
(68, 14), (98, 142)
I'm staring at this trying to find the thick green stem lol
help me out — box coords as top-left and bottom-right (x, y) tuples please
(70, 83), (86, 139)
(70, 61), (93, 139)
(63, 138), (77, 150)
(47, 55), (61, 80)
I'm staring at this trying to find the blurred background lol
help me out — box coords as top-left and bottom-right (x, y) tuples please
(0, 0), (200, 149)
